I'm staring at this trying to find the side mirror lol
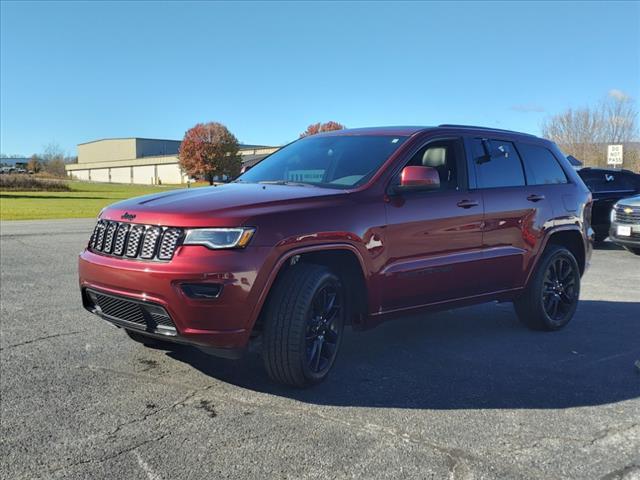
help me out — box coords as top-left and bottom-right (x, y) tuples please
(394, 166), (440, 192)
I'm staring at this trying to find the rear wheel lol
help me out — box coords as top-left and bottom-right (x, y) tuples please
(514, 245), (580, 331)
(263, 264), (345, 388)
(125, 329), (174, 349)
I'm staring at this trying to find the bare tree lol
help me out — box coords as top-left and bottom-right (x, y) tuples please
(541, 107), (603, 163)
(601, 91), (638, 143)
(42, 142), (65, 163)
(27, 154), (43, 173)
(541, 92), (639, 171)
(40, 142), (69, 177)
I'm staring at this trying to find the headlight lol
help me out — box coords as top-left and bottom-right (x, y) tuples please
(610, 204), (617, 223)
(183, 227), (255, 250)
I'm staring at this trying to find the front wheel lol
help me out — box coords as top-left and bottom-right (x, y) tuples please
(514, 245), (581, 331)
(262, 264), (345, 388)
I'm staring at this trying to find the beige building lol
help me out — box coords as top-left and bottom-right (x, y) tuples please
(65, 137), (278, 185)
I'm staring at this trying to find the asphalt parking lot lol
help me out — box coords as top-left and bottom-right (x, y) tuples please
(1, 219), (639, 479)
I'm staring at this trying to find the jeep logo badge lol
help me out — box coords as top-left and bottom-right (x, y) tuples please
(121, 212), (136, 221)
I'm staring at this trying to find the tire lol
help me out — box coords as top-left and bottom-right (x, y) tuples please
(262, 264), (345, 388)
(625, 247), (640, 256)
(514, 245), (580, 331)
(125, 329), (174, 349)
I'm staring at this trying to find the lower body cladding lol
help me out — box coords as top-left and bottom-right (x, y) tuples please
(78, 246), (273, 358)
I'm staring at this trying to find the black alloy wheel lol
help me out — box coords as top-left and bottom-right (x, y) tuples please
(541, 256), (579, 324)
(263, 264), (346, 387)
(305, 283), (342, 376)
(514, 245), (581, 331)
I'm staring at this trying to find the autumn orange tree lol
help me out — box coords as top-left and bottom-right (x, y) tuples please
(299, 121), (346, 138)
(179, 122), (241, 184)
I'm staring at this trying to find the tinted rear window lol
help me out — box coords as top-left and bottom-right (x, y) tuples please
(472, 139), (525, 188)
(518, 143), (567, 185)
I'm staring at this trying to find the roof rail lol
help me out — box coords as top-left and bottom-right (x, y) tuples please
(437, 124), (537, 137)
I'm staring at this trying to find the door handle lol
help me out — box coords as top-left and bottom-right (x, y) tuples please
(527, 194), (545, 202)
(457, 199), (479, 209)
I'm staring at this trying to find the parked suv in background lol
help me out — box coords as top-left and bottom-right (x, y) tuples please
(79, 125), (593, 387)
(577, 167), (640, 243)
(609, 195), (640, 255)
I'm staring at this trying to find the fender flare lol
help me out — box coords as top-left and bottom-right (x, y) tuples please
(248, 242), (371, 328)
(523, 225), (587, 288)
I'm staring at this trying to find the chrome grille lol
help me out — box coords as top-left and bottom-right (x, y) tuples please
(89, 222), (100, 248)
(615, 205), (640, 225)
(113, 223), (129, 255)
(102, 222), (118, 253)
(93, 221), (107, 250)
(158, 228), (182, 260)
(140, 227), (161, 259)
(89, 220), (183, 262)
(125, 225), (145, 257)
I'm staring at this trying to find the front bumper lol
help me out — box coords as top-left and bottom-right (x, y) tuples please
(79, 244), (274, 353)
(609, 222), (640, 249)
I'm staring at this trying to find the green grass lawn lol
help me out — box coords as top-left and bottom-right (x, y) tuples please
(0, 181), (195, 220)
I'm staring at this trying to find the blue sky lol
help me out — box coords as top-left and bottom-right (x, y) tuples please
(1, 1), (639, 156)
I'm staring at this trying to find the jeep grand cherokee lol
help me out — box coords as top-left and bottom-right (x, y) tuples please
(79, 125), (593, 387)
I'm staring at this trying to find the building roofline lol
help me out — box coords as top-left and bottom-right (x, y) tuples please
(78, 137), (183, 146)
(78, 137), (279, 149)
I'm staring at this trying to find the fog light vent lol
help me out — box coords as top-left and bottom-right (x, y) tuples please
(181, 283), (222, 299)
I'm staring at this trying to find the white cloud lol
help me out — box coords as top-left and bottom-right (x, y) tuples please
(608, 89), (629, 100)
(511, 104), (545, 113)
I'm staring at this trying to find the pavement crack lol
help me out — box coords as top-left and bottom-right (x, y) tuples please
(308, 410), (477, 477)
(0, 330), (86, 351)
(43, 432), (170, 478)
(106, 385), (215, 439)
(589, 423), (639, 446)
(599, 461), (640, 480)
(38, 386), (217, 477)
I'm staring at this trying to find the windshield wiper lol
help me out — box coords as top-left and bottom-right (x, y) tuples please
(258, 180), (317, 187)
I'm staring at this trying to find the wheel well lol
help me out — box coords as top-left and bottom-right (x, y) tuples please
(546, 230), (586, 274)
(253, 249), (368, 333)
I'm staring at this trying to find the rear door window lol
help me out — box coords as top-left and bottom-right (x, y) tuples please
(471, 139), (525, 188)
(518, 143), (567, 185)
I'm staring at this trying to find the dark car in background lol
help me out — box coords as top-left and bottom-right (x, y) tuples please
(577, 168), (640, 243)
(609, 195), (640, 255)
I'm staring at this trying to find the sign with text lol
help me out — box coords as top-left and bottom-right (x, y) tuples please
(607, 145), (623, 166)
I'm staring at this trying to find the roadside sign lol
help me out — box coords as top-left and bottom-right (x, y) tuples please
(607, 145), (623, 166)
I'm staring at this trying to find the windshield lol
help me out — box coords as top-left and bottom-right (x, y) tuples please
(236, 134), (408, 189)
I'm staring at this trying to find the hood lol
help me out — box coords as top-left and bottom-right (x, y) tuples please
(617, 195), (640, 208)
(100, 182), (347, 227)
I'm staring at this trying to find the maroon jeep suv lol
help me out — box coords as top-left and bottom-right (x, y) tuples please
(79, 125), (593, 387)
